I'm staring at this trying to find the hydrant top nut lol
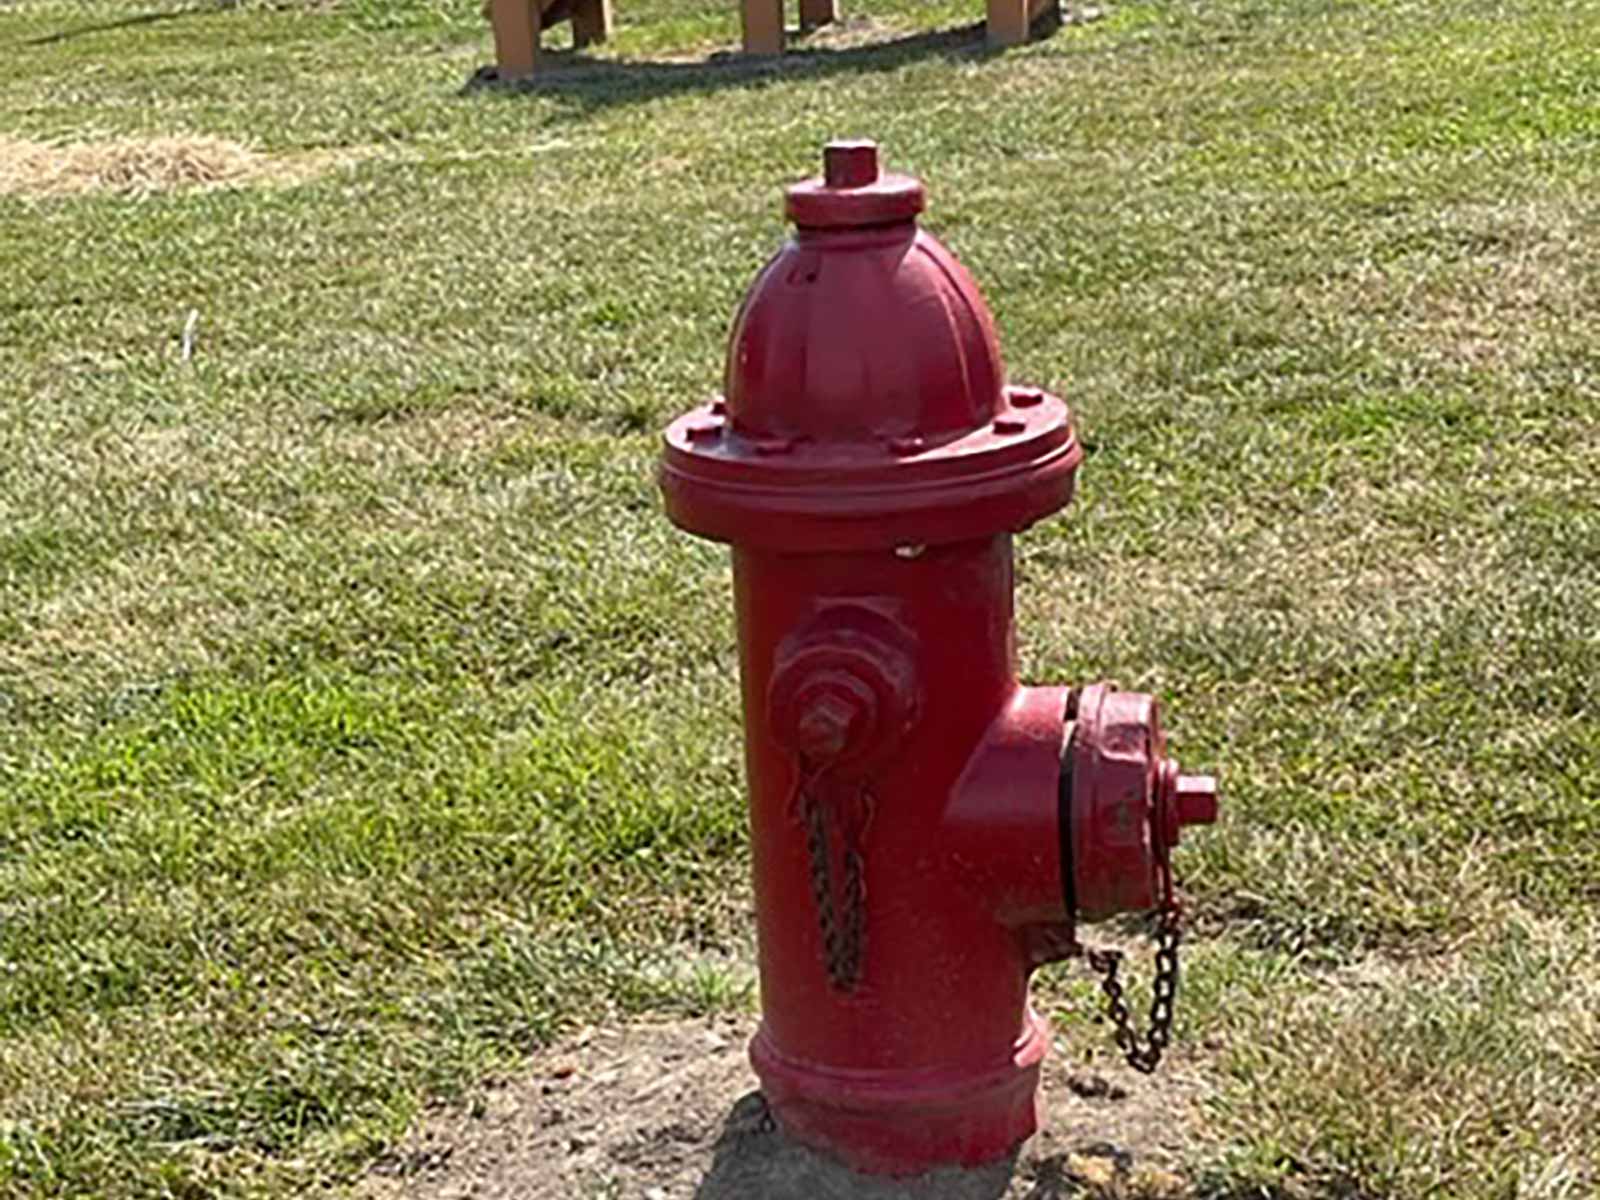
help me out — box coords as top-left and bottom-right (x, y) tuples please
(787, 140), (926, 229)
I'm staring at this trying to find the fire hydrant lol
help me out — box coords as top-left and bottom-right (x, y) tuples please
(658, 141), (1218, 1177)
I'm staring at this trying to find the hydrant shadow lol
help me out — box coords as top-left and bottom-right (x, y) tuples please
(694, 1092), (1017, 1200)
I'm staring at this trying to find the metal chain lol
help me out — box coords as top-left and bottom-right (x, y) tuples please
(801, 792), (848, 990)
(797, 768), (867, 992)
(838, 844), (866, 987)
(1081, 903), (1183, 1075)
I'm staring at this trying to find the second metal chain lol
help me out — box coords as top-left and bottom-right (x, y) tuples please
(1081, 903), (1183, 1075)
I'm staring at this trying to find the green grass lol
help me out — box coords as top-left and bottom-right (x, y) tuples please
(2, 0), (1598, 1196)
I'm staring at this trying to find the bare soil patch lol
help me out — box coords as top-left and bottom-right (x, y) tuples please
(358, 1015), (1205, 1200)
(0, 135), (349, 197)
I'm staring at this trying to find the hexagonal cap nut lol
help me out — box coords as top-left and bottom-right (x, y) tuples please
(1173, 774), (1218, 828)
(794, 691), (865, 761)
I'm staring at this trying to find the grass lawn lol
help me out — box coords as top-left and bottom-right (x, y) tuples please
(2, 0), (1597, 1195)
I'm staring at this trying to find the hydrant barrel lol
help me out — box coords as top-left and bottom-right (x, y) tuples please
(659, 141), (1218, 1177)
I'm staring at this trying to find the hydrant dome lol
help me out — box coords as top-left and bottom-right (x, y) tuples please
(725, 226), (1005, 445)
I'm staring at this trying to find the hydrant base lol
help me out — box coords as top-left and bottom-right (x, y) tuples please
(749, 1008), (1052, 1176)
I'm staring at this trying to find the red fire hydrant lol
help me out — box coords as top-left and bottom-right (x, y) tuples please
(659, 141), (1218, 1177)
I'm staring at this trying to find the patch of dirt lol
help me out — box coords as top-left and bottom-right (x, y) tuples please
(0, 135), (353, 198)
(358, 1016), (1205, 1200)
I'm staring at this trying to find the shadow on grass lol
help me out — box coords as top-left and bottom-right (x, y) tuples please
(462, 12), (1065, 114)
(23, 4), (214, 46)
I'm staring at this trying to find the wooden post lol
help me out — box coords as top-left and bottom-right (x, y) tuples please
(799, 0), (837, 30)
(988, 0), (1058, 46)
(570, 0), (612, 46)
(986, 0), (1027, 46)
(491, 0), (541, 78)
(742, 0), (784, 54)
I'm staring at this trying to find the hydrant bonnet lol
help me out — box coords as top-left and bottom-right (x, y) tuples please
(659, 142), (1084, 553)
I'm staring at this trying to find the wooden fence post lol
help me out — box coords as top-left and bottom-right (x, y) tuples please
(742, 0), (785, 54)
(490, 0), (541, 78)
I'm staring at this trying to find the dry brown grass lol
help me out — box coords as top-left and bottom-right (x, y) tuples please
(0, 134), (344, 197)
(1208, 909), (1600, 1199)
(1309, 198), (1588, 374)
